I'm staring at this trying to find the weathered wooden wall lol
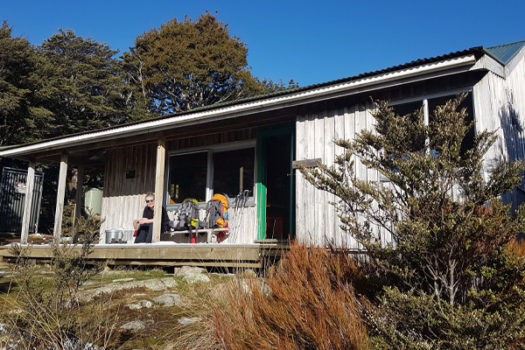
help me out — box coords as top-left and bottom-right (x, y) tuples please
(473, 50), (525, 207)
(295, 103), (382, 248)
(100, 143), (156, 239)
(225, 206), (257, 244)
(294, 53), (525, 247)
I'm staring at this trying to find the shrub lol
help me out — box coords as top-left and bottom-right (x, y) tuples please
(302, 94), (525, 348)
(0, 215), (117, 349)
(211, 242), (369, 350)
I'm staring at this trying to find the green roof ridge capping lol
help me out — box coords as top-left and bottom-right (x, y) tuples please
(484, 40), (525, 65)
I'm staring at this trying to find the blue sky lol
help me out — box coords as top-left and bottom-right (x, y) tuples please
(3, 0), (525, 86)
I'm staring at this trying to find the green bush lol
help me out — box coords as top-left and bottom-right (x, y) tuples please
(303, 94), (525, 349)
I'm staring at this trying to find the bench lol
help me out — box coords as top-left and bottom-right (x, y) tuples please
(161, 227), (229, 243)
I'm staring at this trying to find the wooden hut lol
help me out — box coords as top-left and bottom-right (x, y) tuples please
(1, 40), (525, 266)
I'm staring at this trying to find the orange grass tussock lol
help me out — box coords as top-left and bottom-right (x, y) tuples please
(212, 242), (369, 350)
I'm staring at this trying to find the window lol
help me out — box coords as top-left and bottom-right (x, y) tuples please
(391, 101), (422, 118)
(167, 145), (255, 205)
(380, 92), (475, 182)
(213, 148), (254, 198)
(428, 93), (474, 154)
(388, 92), (474, 154)
(168, 152), (207, 203)
(390, 101), (426, 152)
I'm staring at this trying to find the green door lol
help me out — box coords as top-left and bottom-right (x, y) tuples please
(256, 125), (295, 241)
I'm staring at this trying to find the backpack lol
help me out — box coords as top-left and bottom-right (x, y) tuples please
(204, 194), (229, 229)
(170, 198), (199, 231)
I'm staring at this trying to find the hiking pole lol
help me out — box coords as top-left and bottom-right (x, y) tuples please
(234, 190), (249, 242)
(229, 192), (242, 242)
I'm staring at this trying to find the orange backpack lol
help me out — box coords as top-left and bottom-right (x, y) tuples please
(205, 193), (229, 228)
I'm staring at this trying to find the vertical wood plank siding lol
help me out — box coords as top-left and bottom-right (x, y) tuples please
(314, 110), (325, 245)
(473, 52), (525, 207)
(295, 103), (374, 248)
(100, 143), (156, 238)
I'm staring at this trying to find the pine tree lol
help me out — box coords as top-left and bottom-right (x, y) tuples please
(303, 94), (525, 348)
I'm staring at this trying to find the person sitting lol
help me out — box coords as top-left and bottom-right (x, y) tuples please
(134, 192), (169, 243)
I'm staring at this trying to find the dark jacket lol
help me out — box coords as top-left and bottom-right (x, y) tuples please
(142, 206), (170, 232)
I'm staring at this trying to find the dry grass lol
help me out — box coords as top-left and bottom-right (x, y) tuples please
(1, 240), (370, 349)
(193, 242), (369, 350)
(0, 216), (116, 349)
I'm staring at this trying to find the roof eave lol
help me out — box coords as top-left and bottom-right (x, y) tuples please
(0, 54), (479, 159)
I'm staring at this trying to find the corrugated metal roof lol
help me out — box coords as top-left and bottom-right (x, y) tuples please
(165, 46), (485, 115)
(0, 46), (489, 155)
(484, 40), (525, 64)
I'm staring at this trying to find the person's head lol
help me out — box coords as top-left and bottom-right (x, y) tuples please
(145, 192), (155, 208)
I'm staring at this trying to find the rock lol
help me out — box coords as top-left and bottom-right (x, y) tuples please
(153, 293), (183, 307)
(121, 320), (146, 331)
(125, 300), (153, 310)
(174, 266), (210, 284)
(184, 273), (210, 284)
(126, 303), (142, 310)
(78, 277), (178, 302)
(177, 317), (201, 326)
(174, 266), (206, 276)
(82, 280), (102, 286)
(240, 269), (257, 279)
(139, 278), (177, 291)
(139, 300), (153, 308)
(112, 277), (135, 283)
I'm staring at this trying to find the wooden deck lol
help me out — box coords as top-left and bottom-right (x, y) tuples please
(0, 242), (286, 269)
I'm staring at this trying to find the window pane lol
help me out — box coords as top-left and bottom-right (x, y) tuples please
(429, 93), (474, 154)
(391, 101), (422, 117)
(168, 152), (207, 203)
(213, 148), (254, 198)
(391, 101), (425, 151)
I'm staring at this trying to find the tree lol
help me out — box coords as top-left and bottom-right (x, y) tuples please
(0, 22), (52, 146)
(123, 13), (269, 114)
(303, 94), (525, 348)
(34, 29), (148, 138)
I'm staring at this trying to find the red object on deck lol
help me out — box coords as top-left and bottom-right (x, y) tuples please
(217, 224), (229, 242)
(191, 231), (196, 244)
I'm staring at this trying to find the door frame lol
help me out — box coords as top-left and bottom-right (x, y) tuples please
(256, 124), (295, 241)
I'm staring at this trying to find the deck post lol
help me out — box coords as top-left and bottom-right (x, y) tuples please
(20, 162), (36, 244)
(53, 152), (68, 239)
(153, 138), (166, 243)
(74, 165), (84, 225)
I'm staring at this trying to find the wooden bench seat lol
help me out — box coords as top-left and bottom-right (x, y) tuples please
(161, 228), (229, 243)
